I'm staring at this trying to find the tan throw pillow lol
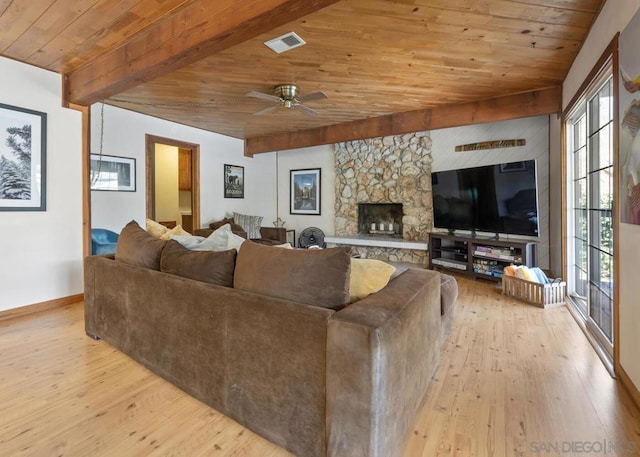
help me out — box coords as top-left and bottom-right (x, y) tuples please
(146, 218), (168, 238)
(116, 220), (166, 270)
(349, 258), (396, 302)
(160, 240), (236, 287)
(234, 242), (351, 309)
(159, 224), (190, 240)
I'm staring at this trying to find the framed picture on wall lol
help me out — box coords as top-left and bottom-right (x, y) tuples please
(224, 164), (244, 198)
(0, 102), (47, 211)
(290, 168), (321, 215)
(90, 154), (136, 191)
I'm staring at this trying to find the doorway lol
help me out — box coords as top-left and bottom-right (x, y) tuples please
(145, 135), (200, 233)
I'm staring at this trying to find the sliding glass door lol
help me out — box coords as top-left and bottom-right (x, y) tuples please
(566, 64), (614, 357)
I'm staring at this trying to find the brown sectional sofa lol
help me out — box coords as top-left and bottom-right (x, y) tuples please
(84, 223), (451, 457)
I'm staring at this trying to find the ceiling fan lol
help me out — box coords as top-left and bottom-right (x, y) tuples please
(246, 84), (327, 116)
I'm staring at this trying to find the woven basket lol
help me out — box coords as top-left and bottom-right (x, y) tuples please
(502, 275), (566, 308)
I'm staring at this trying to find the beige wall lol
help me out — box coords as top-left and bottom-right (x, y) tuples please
(154, 144), (181, 224)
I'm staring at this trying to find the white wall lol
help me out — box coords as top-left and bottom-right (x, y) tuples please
(431, 115), (551, 270)
(562, 0), (640, 394)
(90, 104), (277, 233)
(276, 145), (335, 241)
(276, 117), (550, 266)
(0, 57), (83, 311)
(563, 0), (640, 109)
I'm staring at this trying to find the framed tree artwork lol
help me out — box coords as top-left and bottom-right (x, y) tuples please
(0, 103), (47, 211)
(290, 168), (321, 215)
(90, 154), (136, 191)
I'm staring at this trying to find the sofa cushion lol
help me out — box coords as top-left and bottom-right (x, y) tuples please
(116, 220), (166, 270)
(234, 242), (351, 309)
(233, 212), (263, 240)
(160, 240), (236, 287)
(349, 258), (396, 302)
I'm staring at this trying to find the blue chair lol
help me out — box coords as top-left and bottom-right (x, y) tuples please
(91, 228), (119, 255)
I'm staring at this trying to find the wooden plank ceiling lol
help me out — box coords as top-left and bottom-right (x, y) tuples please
(0, 0), (605, 154)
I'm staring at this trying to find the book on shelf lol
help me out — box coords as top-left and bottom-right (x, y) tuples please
(474, 245), (515, 256)
(432, 257), (468, 270)
(473, 250), (522, 263)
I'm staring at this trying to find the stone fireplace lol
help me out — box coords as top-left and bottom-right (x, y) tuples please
(358, 203), (403, 236)
(334, 132), (433, 264)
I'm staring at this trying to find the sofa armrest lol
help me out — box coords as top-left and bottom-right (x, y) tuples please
(258, 226), (286, 243)
(326, 269), (441, 457)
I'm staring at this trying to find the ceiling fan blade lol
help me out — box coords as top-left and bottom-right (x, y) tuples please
(253, 105), (280, 116)
(297, 91), (327, 102)
(246, 91), (281, 102)
(294, 104), (319, 116)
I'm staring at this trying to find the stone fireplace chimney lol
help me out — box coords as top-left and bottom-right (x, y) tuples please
(334, 132), (433, 264)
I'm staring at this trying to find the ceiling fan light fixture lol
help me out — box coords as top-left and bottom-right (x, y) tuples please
(264, 32), (306, 54)
(247, 84), (327, 116)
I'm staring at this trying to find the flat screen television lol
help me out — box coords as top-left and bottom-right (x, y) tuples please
(431, 160), (539, 237)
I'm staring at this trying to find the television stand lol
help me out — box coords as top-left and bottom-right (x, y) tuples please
(428, 232), (537, 282)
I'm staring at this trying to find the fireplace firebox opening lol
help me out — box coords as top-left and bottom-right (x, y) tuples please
(358, 203), (403, 237)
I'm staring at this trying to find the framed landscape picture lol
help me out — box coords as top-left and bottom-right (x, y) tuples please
(224, 164), (244, 198)
(290, 168), (321, 215)
(0, 103), (47, 211)
(90, 154), (136, 191)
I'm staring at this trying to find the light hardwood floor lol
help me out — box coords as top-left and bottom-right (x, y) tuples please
(1, 277), (639, 456)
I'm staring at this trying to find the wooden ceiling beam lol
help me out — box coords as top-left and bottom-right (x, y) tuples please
(63, 0), (340, 106)
(244, 86), (562, 156)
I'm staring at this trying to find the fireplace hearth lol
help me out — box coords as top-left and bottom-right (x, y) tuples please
(358, 203), (403, 236)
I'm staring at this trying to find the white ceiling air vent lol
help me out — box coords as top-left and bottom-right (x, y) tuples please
(264, 32), (306, 54)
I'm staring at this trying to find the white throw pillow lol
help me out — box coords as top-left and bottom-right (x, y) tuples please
(233, 212), (263, 239)
(193, 224), (233, 251)
(170, 234), (206, 249)
(171, 224), (232, 251)
(227, 232), (246, 252)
